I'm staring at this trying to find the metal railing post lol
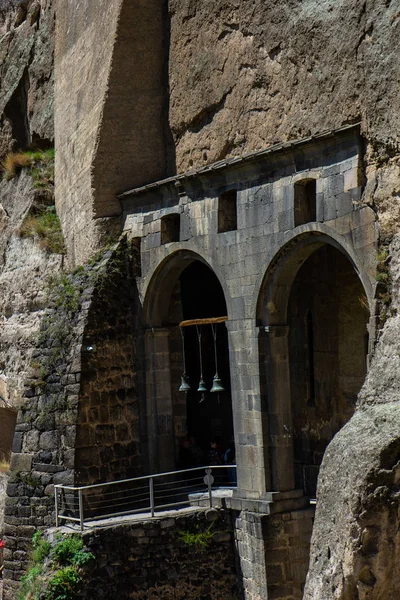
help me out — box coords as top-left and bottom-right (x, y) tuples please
(206, 468), (213, 508)
(78, 489), (84, 532)
(54, 486), (59, 527)
(149, 477), (155, 518)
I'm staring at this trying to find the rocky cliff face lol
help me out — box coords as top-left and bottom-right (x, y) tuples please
(0, 0), (57, 409)
(1, 1), (400, 598)
(168, 0), (400, 173)
(0, 0), (54, 156)
(0, 172), (63, 409)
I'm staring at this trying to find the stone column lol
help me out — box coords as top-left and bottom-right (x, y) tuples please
(262, 325), (295, 492)
(227, 319), (271, 499)
(144, 328), (175, 473)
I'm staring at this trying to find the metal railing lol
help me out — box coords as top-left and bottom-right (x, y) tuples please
(55, 465), (237, 531)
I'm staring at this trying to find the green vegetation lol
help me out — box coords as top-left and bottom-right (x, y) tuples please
(20, 205), (65, 254)
(1, 148), (64, 254)
(1, 152), (33, 179)
(32, 532), (51, 564)
(1, 148), (54, 184)
(18, 533), (95, 600)
(178, 523), (214, 550)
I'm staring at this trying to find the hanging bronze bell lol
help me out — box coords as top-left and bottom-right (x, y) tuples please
(197, 378), (208, 393)
(210, 375), (226, 393)
(179, 373), (192, 393)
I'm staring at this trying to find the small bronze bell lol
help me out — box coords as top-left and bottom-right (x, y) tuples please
(197, 378), (208, 393)
(210, 375), (226, 393)
(179, 373), (192, 393)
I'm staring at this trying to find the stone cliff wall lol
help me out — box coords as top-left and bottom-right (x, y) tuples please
(0, 0), (54, 155)
(0, 1), (400, 598)
(0, 170), (63, 411)
(168, 0), (399, 170)
(55, 0), (168, 264)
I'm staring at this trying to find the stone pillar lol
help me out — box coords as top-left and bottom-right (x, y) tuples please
(227, 319), (271, 499)
(144, 328), (175, 473)
(234, 506), (315, 600)
(261, 325), (295, 492)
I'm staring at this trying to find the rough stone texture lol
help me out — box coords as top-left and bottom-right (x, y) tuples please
(0, 471), (7, 534)
(0, 0), (54, 155)
(55, 0), (169, 264)
(168, 0), (400, 172)
(235, 508), (315, 600)
(2, 240), (144, 598)
(304, 403), (400, 600)
(1, 1), (400, 598)
(0, 171), (63, 410)
(75, 240), (143, 486)
(304, 237), (400, 600)
(79, 510), (240, 599)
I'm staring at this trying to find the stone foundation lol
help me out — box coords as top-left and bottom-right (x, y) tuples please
(78, 510), (240, 599)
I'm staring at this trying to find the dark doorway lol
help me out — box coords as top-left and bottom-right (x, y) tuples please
(287, 245), (369, 497)
(166, 261), (234, 466)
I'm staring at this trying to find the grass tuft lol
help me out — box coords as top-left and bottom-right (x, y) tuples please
(20, 206), (65, 254)
(0, 457), (10, 474)
(1, 152), (33, 179)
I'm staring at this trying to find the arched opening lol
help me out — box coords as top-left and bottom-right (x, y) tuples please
(257, 234), (371, 497)
(144, 255), (234, 472)
(288, 244), (369, 497)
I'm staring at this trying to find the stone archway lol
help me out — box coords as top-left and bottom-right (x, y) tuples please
(143, 252), (234, 474)
(257, 232), (372, 496)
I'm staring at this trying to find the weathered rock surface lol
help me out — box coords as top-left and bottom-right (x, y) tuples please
(0, 171), (62, 409)
(0, 0), (54, 155)
(0, 471), (7, 534)
(169, 0), (400, 172)
(304, 235), (400, 599)
(1, 1), (400, 598)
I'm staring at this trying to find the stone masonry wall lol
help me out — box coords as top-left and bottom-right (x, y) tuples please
(79, 510), (240, 599)
(75, 240), (143, 485)
(2, 239), (141, 598)
(235, 507), (315, 600)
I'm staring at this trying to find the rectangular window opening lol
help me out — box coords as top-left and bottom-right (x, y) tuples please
(294, 179), (317, 227)
(161, 214), (180, 244)
(218, 189), (238, 233)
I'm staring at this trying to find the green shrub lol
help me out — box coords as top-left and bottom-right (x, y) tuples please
(51, 535), (84, 565)
(18, 533), (95, 600)
(20, 205), (65, 254)
(32, 532), (51, 563)
(178, 524), (213, 550)
(46, 566), (81, 600)
(18, 565), (45, 600)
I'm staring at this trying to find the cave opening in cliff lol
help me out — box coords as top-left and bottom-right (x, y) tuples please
(257, 235), (370, 498)
(4, 68), (30, 151)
